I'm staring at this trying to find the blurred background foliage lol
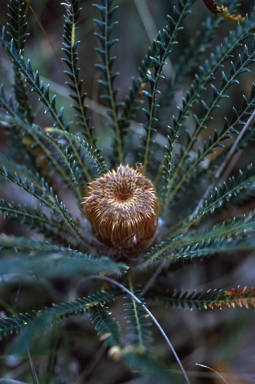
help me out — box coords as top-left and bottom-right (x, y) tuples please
(0, 1), (255, 383)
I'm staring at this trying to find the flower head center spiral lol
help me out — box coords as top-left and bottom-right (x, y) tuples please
(83, 164), (159, 256)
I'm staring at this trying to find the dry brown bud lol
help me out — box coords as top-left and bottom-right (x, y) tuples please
(83, 165), (159, 256)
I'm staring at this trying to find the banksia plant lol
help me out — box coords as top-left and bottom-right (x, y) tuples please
(1, 0), (255, 383)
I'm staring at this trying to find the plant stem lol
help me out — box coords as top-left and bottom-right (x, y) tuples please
(89, 274), (191, 384)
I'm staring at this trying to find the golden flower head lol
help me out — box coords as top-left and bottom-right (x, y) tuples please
(83, 164), (159, 256)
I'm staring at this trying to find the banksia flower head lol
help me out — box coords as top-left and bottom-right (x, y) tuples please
(83, 164), (159, 256)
